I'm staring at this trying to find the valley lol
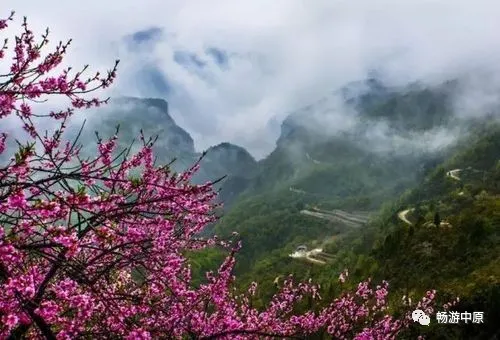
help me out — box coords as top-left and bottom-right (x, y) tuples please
(3, 4), (500, 338)
(78, 79), (500, 339)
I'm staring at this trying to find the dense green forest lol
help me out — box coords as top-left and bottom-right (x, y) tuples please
(188, 84), (500, 339)
(3, 5), (500, 338)
(72, 81), (500, 338)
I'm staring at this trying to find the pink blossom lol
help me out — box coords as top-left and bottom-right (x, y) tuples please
(0, 12), (444, 340)
(7, 190), (27, 209)
(4, 314), (19, 328)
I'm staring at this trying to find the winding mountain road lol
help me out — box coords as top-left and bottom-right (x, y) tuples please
(292, 167), (468, 228)
(397, 208), (414, 226)
(446, 169), (462, 181)
(396, 168), (469, 226)
(289, 185), (372, 227)
(289, 186), (307, 194)
(289, 248), (334, 265)
(289, 165), (469, 263)
(300, 207), (371, 227)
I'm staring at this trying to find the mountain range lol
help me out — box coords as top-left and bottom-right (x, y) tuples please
(71, 76), (499, 339)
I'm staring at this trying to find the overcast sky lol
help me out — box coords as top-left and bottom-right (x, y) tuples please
(2, 1), (500, 158)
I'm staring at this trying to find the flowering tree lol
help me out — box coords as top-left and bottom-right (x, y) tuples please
(0, 12), (438, 339)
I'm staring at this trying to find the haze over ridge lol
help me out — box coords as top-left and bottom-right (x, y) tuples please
(3, 1), (500, 159)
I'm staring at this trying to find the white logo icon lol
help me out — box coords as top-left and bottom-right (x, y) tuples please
(412, 309), (431, 326)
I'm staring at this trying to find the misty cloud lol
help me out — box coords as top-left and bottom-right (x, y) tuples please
(2, 1), (500, 159)
(206, 48), (229, 68)
(129, 27), (164, 45)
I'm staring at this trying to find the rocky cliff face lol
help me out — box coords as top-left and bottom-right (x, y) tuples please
(201, 142), (257, 178)
(63, 78), (460, 210)
(196, 142), (258, 207)
(103, 97), (196, 156)
(76, 97), (257, 207)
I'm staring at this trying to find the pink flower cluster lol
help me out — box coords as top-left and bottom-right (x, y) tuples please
(0, 12), (440, 339)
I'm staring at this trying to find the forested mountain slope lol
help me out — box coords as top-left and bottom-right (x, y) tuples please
(49, 79), (500, 339)
(208, 81), (500, 339)
(214, 79), (458, 274)
(70, 97), (258, 206)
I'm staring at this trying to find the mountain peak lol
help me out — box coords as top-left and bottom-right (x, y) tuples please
(208, 142), (254, 156)
(112, 96), (174, 125)
(199, 142), (257, 179)
(96, 97), (195, 155)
